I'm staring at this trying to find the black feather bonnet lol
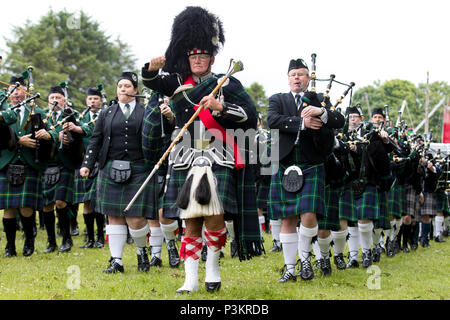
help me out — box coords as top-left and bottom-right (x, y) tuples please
(163, 6), (225, 75)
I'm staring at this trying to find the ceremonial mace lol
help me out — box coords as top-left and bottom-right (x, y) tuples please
(123, 59), (244, 213)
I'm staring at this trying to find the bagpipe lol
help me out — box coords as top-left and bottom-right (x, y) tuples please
(293, 53), (355, 147)
(0, 67), (54, 163)
(56, 81), (86, 168)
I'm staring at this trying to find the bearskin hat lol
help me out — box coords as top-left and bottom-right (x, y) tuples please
(163, 6), (225, 75)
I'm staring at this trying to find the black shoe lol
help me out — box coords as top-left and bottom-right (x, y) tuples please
(277, 265), (297, 283)
(205, 282), (221, 292)
(319, 258), (332, 276)
(79, 240), (95, 248)
(230, 240), (238, 258)
(435, 235), (446, 243)
(296, 258), (314, 281)
(71, 226), (79, 237)
(372, 246), (381, 263)
(103, 257), (124, 273)
(58, 239), (73, 252)
(378, 243), (386, 254)
(23, 238), (35, 257)
(334, 253), (347, 270)
(346, 258), (359, 268)
(362, 250), (372, 268)
(44, 242), (57, 253)
(3, 247), (17, 257)
(167, 240), (180, 268)
(410, 242), (418, 251)
(402, 246), (410, 253)
(93, 236), (105, 248)
(137, 248), (150, 272)
(269, 239), (282, 253)
(201, 245), (207, 262)
(386, 240), (395, 257)
(149, 256), (162, 267)
(420, 240), (430, 248)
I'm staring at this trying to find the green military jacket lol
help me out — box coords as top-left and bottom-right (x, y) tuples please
(0, 102), (49, 171)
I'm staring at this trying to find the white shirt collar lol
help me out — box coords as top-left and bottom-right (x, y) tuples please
(119, 100), (136, 116)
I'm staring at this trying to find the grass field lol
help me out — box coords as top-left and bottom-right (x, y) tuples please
(0, 214), (448, 300)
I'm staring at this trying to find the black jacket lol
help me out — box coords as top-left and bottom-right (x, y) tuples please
(82, 102), (145, 170)
(267, 92), (345, 164)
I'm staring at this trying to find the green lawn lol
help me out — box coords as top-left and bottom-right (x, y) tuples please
(0, 215), (448, 300)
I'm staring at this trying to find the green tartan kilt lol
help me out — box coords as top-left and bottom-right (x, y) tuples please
(357, 184), (380, 222)
(42, 166), (74, 206)
(162, 164), (238, 220)
(388, 185), (403, 218)
(0, 164), (42, 210)
(73, 170), (97, 205)
(339, 183), (358, 222)
(95, 160), (158, 219)
(268, 162), (325, 220)
(376, 191), (391, 229)
(434, 188), (449, 214)
(318, 185), (341, 231)
(256, 180), (269, 211)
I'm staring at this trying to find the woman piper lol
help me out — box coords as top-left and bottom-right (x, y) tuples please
(141, 6), (260, 293)
(79, 72), (162, 273)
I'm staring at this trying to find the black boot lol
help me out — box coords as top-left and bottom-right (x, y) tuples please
(43, 210), (57, 253)
(167, 239), (180, 268)
(80, 213), (95, 248)
(20, 215), (35, 257)
(94, 212), (105, 248)
(3, 218), (17, 257)
(38, 210), (46, 230)
(56, 206), (73, 252)
(402, 224), (411, 252)
(69, 203), (79, 236)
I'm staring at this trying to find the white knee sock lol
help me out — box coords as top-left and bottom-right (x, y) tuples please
(317, 234), (333, 259)
(149, 226), (163, 258)
(225, 221), (235, 242)
(394, 219), (402, 239)
(372, 228), (382, 246)
(331, 229), (348, 256)
(270, 219), (281, 242)
(359, 222), (373, 252)
(388, 220), (395, 241)
(435, 216), (444, 236)
(298, 224), (318, 262)
(160, 220), (178, 242)
(258, 215), (265, 239)
(106, 224), (128, 262)
(312, 239), (321, 259)
(279, 233), (298, 274)
(129, 224), (149, 254)
(347, 226), (360, 260)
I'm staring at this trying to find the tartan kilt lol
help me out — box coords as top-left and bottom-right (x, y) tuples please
(318, 185), (341, 231)
(42, 166), (74, 206)
(376, 191), (391, 229)
(339, 183), (358, 222)
(434, 188), (449, 214)
(405, 185), (420, 218)
(95, 160), (158, 219)
(268, 163), (325, 220)
(162, 164), (238, 220)
(73, 170), (97, 204)
(0, 165), (42, 210)
(357, 185), (379, 221)
(421, 192), (435, 216)
(256, 180), (270, 210)
(388, 185), (403, 218)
